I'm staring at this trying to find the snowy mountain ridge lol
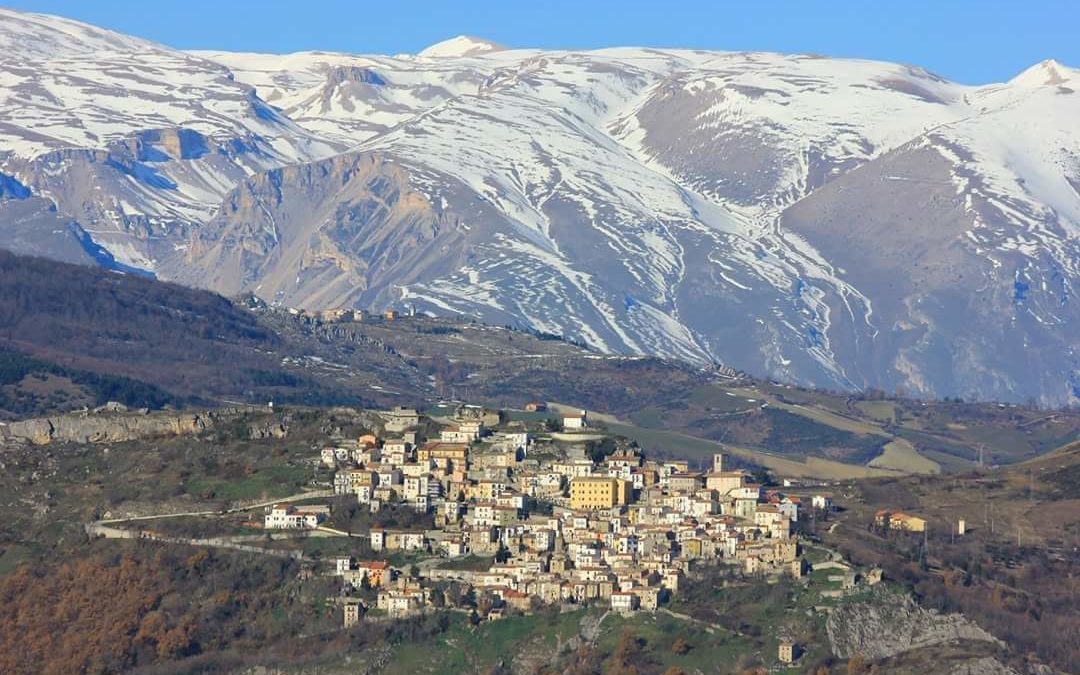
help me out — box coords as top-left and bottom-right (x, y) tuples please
(0, 9), (1077, 405)
(418, 35), (506, 58)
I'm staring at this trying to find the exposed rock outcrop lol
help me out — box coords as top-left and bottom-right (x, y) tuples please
(827, 588), (1003, 660)
(169, 150), (485, 312)
(946, 657), (1020, 675)
(1, 409), (212, 446)
(248, 416), (289, 440)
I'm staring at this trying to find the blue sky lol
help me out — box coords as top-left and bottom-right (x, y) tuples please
(7, 0), (1078, 84)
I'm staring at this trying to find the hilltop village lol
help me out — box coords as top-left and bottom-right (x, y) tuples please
(12, 398), (1044, 674)
(271, 404), (842, 628)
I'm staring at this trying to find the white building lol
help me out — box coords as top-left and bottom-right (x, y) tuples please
(494, 431), (529, 455)
(321, 446), (350, 467)
(563, 411), (587, 430)
(440, 426), (476, 444)
(264, 504), (324, 529)
(377, 588), (426, 617)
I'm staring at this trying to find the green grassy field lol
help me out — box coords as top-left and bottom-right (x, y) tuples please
(380, 609), (586, 674)
(378, 606), (760, 675)
(627, 405), (666, 428)
(186, 464), (312, 502)
(854, 400), (898, 423)
(595, 611), (756, 672)
(721, 385), (889, 438)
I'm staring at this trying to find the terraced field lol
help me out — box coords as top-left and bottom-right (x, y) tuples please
(583, 378), (1079, 478)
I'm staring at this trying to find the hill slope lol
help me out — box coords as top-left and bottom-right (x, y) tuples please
(823, 442), (1080, 672)
(0, 249), (362, 414)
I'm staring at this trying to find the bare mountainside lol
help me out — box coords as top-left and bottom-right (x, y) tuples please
(0, 9), (1078, 405)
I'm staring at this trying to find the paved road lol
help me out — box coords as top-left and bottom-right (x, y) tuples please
(97, 510), (218, 524)
(85, 522), (306, 559)
(658, 607), (743, 636)
(225, 490), (335, 513)
(87, 489), (340, 558)
(97, 489), (335, 524)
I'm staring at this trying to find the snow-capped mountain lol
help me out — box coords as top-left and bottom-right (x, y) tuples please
(0, 8), (341, 269)
(0, 9), (1077, 406)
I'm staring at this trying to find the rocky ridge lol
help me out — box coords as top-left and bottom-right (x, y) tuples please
(0, 406), (216, 446)
(827, 588), (1003, 660)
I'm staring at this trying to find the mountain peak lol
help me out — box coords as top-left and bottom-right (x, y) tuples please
(1010, 58), (1075, 87)
(418, 35), (504, 58)
(0, 7), (156, 58)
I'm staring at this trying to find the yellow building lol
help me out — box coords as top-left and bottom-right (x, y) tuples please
(683, 538), (704, 558)
(468, 479), (508, 501)
(570, 476), (631, 510)
(890, 512), (927, 532)
(416, 442), (469, 465)
(875, 510), (927, 533)
(346, 469), (378, 489)
(779, 641), (796, 664)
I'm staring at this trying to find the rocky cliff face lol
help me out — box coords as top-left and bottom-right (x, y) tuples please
(1, 409), (213, 446)
(165, 151), (498, 313)
(946, 658), (1021, 675)
(827, 589), (1003, 660)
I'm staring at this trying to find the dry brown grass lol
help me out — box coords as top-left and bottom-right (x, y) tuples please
(868, 439), (940, 474)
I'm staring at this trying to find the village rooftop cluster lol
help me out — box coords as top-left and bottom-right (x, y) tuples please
(266, 404), (840, 625)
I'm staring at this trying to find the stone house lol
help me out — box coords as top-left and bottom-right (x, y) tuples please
(610, 591), (639, 613)
(382, 407), (420, 433)
(634, 586), (660, 611)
